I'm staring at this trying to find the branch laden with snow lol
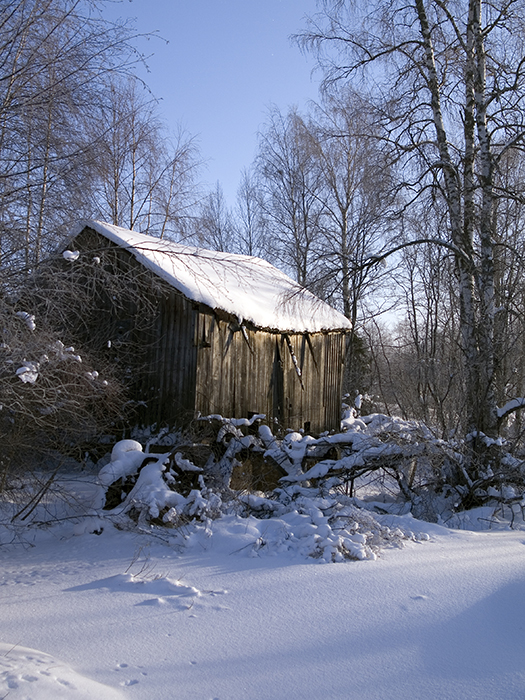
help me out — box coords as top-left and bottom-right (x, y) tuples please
(0, 300), (124, 480)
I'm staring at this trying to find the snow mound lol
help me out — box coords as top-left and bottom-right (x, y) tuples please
(98, 440), (145, 487)
(0, 643), (124, 699)
(64, 572), (227, 611)
(66, 571), (199, 595)
(172, 506), (426, 563)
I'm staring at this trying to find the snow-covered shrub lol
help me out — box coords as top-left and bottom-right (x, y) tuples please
(95, 407), (525, 560)
(97, 422), (429, 562)
(196, 412), (525, 526)
(24, 232), (167, 428)
(0, 235), (169, 492)
(0, 298), (124, 487)
(100, 441), (221, 528)
(232, 489), (423, 561)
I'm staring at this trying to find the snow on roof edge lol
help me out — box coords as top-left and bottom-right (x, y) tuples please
(67, 220), (352, 334)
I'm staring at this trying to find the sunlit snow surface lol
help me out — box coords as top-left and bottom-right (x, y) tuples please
(1, 495), (525, 700)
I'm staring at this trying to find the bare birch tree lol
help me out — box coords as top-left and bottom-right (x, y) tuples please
(306, 88), (396, 324)
(0, 0), (147, 273)
(87, 78), (201, 240)
(256, 106), (325, 288)
(233, 168), (268, 258)
(194, 181), (236, 252)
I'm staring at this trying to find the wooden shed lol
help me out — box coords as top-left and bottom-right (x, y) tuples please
(63, 221), (351, 434)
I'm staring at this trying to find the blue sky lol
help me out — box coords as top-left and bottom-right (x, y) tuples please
(107, 0), (321, 205)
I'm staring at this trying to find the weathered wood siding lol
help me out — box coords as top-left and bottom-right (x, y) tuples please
(279, 330), (346, 433)
(193, 313), (346, 433)
(136, 290), (199, 426)
(193, 313), (277, 422)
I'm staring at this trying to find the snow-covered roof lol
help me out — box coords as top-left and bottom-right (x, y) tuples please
(69, 220), (352, 333)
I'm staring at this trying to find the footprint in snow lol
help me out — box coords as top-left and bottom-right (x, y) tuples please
(120, 678), (140, 686)
(135, 596), (193, 610)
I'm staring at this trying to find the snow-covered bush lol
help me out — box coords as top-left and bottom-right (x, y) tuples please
(99, 440), (221, 529)
(97, 408), (525, 554)
(0, 235), (168, 488)
(0, 299), (124, 485)
(24, 233), (165, 428)
(97, 418), (436, 562)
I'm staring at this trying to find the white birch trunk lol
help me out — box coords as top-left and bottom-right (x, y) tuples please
(414, 0), (503, 447)
(470, 0), (498, 437)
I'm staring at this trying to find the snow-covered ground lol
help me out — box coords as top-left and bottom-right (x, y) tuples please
(1, 489), (525, 700)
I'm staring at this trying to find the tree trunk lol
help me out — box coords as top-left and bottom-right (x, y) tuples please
(415, 0), (499, 446)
